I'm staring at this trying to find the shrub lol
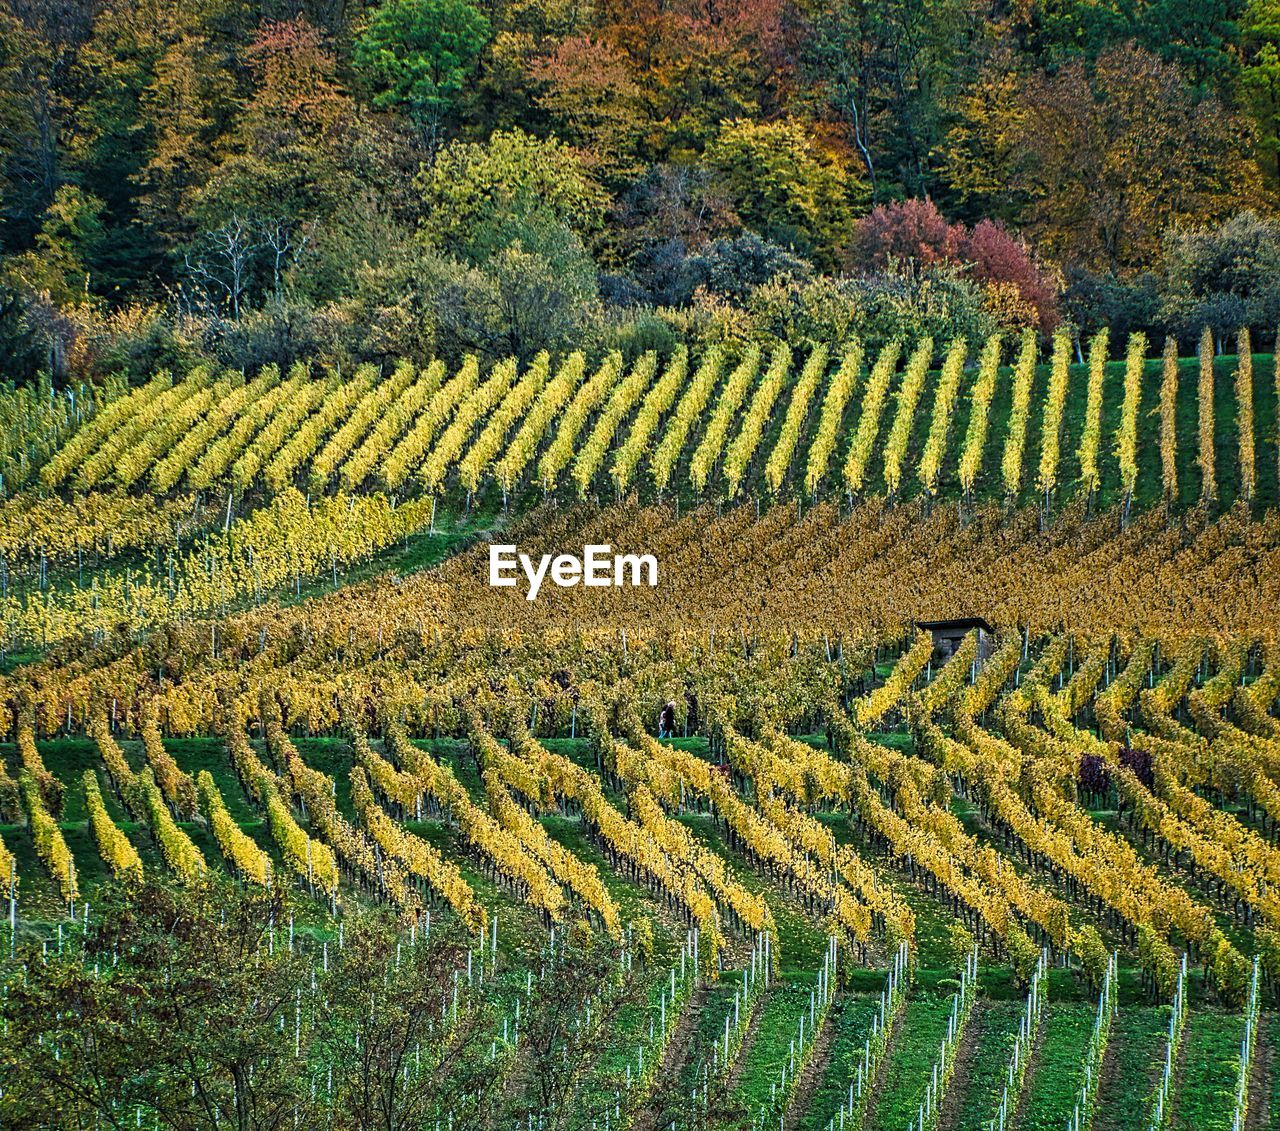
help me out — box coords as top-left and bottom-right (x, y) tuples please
(1160, 211), (1280, 340)
(1062, 266), (1161, 343)
(675, 232), (813, 305)
(851, 199), (1059, 333)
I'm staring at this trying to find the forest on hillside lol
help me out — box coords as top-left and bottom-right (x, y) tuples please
(0, 0), (1277, 384)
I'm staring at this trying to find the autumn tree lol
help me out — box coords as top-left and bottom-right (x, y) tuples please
(851, 198), (1059, 331)
(528, 36), (647, 182)
(134, 29), (238, 247)
(195, 18), (360, 228)
(851, 197), (963, 276)
(952, 43), (1256, 273)
(416, 130), (606, 360)
(591, 0), (787, 156)
(188, 18), (410, 313)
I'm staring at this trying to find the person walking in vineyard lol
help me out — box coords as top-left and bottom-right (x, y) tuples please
(657, 700), (676, 739)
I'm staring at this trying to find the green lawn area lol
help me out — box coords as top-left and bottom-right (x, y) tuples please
(796, 992), (879, 1131)
(722, 976), (817, 1121)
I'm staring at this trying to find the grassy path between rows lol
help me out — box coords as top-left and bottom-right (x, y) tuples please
(939, 998), (1021, 1131)
(1013, 1003), (1097, 1131)
(864, 988), (954, 1131)
(1093, 1003), (1170, 1131)
(1169, 1008), (1242, 1131)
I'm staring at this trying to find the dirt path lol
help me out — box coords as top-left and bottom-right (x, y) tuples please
(1090, 1022), (1124, 1131)
(723, 989), (771, 1095)
(936, 1002), (987, 1131)
(783, 1005), (838, 1131)
(1245, 1013), (1274, 1131)
(1006, 1007), (1048, 1131)
(634, 984), (711, 1131)
(859, 1009), (906, 1131)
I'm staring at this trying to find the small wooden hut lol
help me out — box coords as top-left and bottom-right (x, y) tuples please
(915, 617), (996, 665)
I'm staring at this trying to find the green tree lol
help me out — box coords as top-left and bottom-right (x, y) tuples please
(705, 119), (864, 270)
(9, 184), (106, 304)
(0, 9), (66, 247)
(1027, 0), (1242, 95)
(0, 879), (503, 1130)
(801, 0), (985, 202)
(66, 0), (218, 293)
(1158, 210), (1280, 338)
(1243, 0), (1280, 190)
(418, 127), (608, 261)
(502, 927), (648, 1127)
(323, 912), (502, 1131)
(354, 0), (489, 136)
(421, 218), (602, 363)
(0, 880), (317, 1128)
(1143, 0), (1242, 92)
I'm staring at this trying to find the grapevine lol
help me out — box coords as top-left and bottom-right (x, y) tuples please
(494, 352), (586, 496)
(1036, 328), (1073, 501)
(19, 769), (77, 904)
(804, 341), (863, 498)
(1160, 337), (1179, 505)
(1197, 326), (1217, 504)
(843, 339), (903, 498)
(570, 352), (658, 497)
(1000, 329), (1037, 502)
(958, 332), (1002, 500)
(197, 770), (272, 888)
(420, 358), (519, 493)
(381, 358), (477, 492)
(764, 343), (827, 496)
(458, 352), (551, 494)
(722, 343), (791, 498)
(881, 337), (932, 497)
(1236, 328), (1255, 504)
(83, 770), (143, 882)
(919, 338), (967, 499)
(610, 347), (688, 496)
(689, 346), (761, 495)
(1116, 331), (1146, 518)
(538, 353), (623, 491)
(650, 346), (725, 497)
(1077, 327), (1110, 501)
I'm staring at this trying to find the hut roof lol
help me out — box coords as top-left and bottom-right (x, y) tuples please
(914, 617), (996, 635)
